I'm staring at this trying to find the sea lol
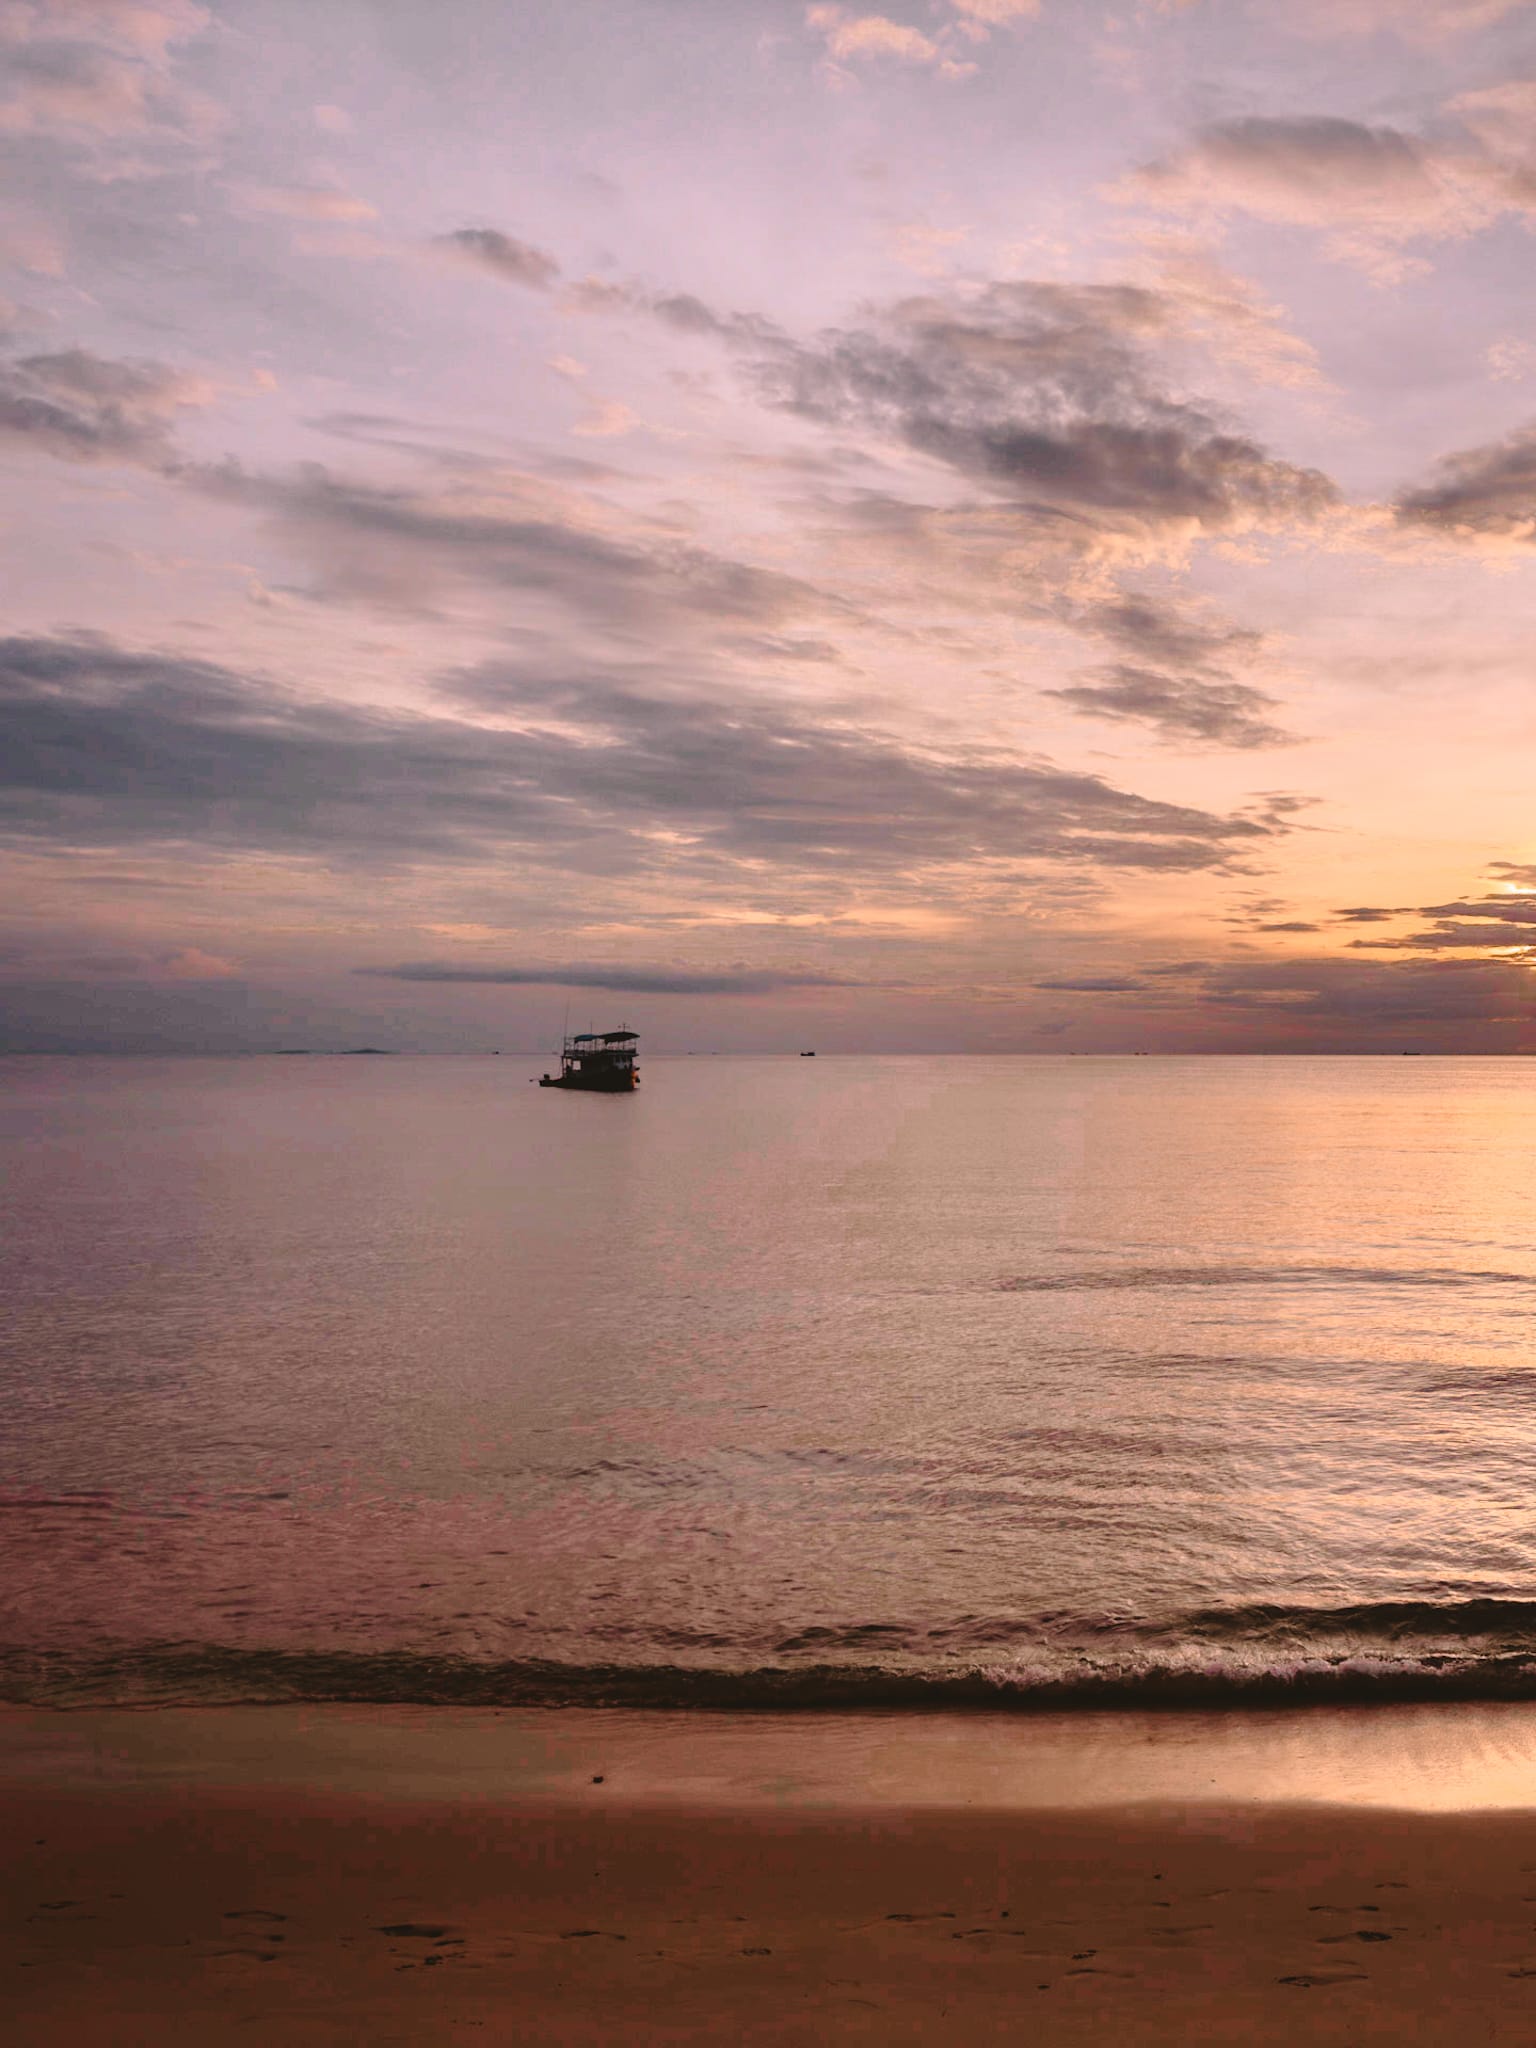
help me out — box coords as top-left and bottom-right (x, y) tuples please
(5, 1052), (1536, 1714)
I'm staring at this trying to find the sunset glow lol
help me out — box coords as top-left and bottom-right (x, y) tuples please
(7, 0), (1536, 1050)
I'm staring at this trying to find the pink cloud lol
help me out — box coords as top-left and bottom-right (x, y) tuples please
(0, 2), (209, 60)
(234, 183), (378, 223)
(804, 5), (979, 78)
(947, 0), (1039, 22)
(0, 0), (217, 149)
(806, 6), (941, 63)
(1114, 105), (1536, 281)
(1277, 0), (1533, 39)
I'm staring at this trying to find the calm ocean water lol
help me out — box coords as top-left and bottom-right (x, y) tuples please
(5, 1053), (1536, 1711)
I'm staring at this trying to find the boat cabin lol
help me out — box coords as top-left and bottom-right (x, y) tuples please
(539, 1027), (640, 1092)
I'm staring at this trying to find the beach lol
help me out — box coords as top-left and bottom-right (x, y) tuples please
(9, 1704), (1536, 2043)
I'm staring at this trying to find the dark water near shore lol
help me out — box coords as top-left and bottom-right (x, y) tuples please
(6, 1053), (1536, 1711)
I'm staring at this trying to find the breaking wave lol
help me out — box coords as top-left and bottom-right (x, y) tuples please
(998, 1265), (1535, 1293)
(13, 1599), (1536, 1711)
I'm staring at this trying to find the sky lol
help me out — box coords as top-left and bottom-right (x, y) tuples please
(7, 0), (1536, 1051)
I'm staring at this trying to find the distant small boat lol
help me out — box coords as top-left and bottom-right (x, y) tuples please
(800, 1050), (816, 1057)
(539, 1026), (639, 1092)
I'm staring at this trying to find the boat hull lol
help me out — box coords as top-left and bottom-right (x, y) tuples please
(538, 1070), (638, 1091)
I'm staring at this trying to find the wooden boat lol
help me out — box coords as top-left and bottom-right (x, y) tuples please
(538, 1027), (639, 1092)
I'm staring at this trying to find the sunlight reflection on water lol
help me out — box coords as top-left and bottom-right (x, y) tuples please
(5, 1054), (1536, 1709)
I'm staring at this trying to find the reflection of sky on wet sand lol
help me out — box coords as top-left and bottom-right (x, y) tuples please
(12, 1703), (1536, 1815)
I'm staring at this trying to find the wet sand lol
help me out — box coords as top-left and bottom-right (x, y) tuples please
(9, 1706), (1536, 2043)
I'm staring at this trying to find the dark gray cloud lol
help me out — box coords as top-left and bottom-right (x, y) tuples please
(1120, 115), (1480, 279)
(358, 962), (849, 995)
(914, 418), (1324, 525)
(1396, 424), (1536, 539)
(433, 227), (560, 289)
(0, 346), (202, 466)
(1052, 591), (1293, 749)
(1344, 893), (1536, 950)
(1257, 920), (1320, 932)
(1047, 663), (1291, 748)
(1125, 94), (1536, 278)
(750, 282), (1337, 538)
(1033, 975), (1146, 992)
(1420, 896), (1536, 921)
(1235, 793), (1313, 833)
(1489, 862), (1536, 885)
(564, 277), (783, 348)
(1223, 893), (1284, 927)
(1086, 593), (1264, 675)
(1351, 924), (1534, 950)
(0, 632), (564, 862)
(1139, 115), (1438, 205)
(1200, 954), (1536, 1026)
(190, 462), (840, 633)
(0, 632), (1288, 882)
(451, 654), (1288, 873)
(1400, 419), (1536, 536)
(1333, 905), (1407, 923)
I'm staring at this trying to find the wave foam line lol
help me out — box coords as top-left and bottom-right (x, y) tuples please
(9, 1640), (1536, 1712)
(999, 1265), (1534, 1293)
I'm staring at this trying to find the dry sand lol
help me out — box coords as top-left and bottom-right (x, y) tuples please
(8, 1705), (1536, 2043)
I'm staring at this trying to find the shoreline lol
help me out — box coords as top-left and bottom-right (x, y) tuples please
(12, 1697), (1536, 1810)
(19, 1647), (1536, 1714)
(10, 1706), (1536, 2040)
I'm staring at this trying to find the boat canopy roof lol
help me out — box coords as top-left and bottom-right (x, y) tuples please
(571, 1028), (638, 1045)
